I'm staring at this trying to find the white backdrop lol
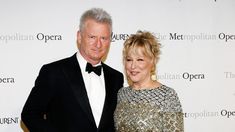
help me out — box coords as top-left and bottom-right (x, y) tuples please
(0, 0), (235, 131)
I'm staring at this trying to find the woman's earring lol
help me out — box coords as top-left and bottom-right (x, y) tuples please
(151, 74), (157, 81)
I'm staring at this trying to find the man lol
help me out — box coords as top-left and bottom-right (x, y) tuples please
(21, 8), (124, 132)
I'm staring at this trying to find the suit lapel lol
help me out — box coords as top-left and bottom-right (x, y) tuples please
(61, 54), (95, 124)
(98, 63), (115, 129)
(61, 56), (119, 130)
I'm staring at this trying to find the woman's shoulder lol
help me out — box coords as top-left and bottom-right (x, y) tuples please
(159, 85), (178, 95)
(160, 85), (182, 112)
(117, 86), (130, 93)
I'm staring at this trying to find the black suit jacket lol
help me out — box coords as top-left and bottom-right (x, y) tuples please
(21, 53), (124, 132)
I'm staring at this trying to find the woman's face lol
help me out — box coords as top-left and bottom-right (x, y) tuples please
(125, 48), (154, 86)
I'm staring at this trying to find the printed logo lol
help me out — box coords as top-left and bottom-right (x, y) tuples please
(185, 109), (235, 119)
(0, 33), (34, 44)
(218, 33), (235, 42)
(36, 33), (62, 43)
(182, 72), (205, 81)
(0, 33), (63, 44)
(0, 117), (19, 124)
(157, 72), (205, 81)
(111, 32), (130, 42)
(168, 32), (216, 42)
(224, 72), (235, 79)
(0, 77), (15, 84)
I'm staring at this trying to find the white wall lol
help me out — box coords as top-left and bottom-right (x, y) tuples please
(0, 0), (235, 131)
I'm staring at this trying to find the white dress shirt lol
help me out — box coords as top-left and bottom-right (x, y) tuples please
(76, 52), (106, 127)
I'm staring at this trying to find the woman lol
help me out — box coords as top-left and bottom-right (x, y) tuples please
(114, 31), (184, 132)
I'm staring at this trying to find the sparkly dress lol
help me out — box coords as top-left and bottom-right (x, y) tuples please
(114, 85), (184, 132)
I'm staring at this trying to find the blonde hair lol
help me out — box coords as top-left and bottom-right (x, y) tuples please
(123, 30), (161, 83)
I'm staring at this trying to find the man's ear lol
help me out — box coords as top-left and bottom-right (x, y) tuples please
(77, 31), (81, 48)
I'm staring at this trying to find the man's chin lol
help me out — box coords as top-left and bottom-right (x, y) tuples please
(91, 57), (102, 62)
(91, 54), (105, 61)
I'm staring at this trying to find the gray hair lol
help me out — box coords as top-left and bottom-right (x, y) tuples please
(79, 8), (112, 33)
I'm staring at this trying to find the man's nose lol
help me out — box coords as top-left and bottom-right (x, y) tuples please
(95, 38), (102, 48)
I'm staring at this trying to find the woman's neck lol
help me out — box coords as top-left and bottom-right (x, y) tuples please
(132, 80), (161, 90)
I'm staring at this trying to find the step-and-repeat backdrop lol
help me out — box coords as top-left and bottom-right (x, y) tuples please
(0, 0), (234, 131)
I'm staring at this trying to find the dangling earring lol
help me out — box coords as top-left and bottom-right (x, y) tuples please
(151, 61), (157, 81)
(151, 65), (157, 81)
(151, 70), (157, 81)
(151, 73), (157, 81)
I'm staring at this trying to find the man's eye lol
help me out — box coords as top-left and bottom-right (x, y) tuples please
(101, 37), (107, 40)
(101, 37), (110, 42)
(88, 35), (95, 39)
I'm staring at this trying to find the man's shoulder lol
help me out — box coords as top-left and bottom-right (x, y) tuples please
(45, 54), (76, 66)
(41, 54), (76, 71)
(102, 63), (122, 75)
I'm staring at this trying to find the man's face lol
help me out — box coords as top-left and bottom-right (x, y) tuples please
(77, 19), (111, 65)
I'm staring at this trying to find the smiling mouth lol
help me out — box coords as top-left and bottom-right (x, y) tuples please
(130, 71), (139, 76)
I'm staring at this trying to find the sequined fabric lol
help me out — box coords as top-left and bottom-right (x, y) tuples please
(114, 85), (184, 132)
